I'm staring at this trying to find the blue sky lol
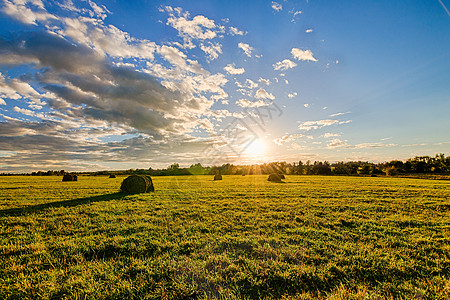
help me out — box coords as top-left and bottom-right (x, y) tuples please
(0, 0), (449, 172)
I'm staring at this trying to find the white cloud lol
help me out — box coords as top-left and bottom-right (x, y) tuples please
(291, 48), (318, 62)
(229, 26), (245, 36)
(273, 59), (297, 71)
(255, 88), (275, 100)
(323, 133), (341, 138)
(159, 45), (207, 74)
(351, 143), (397, 149)
(258, 77), (271, 86)
(298, 119), (352, 131)
(167, 12), (218, 40)
(1, 0), (56, 25)
(327, 138), (348, 148)
(236, 99), (269, 108)
(200, 42), (223, 60)
(0, 98), (5, 105)
(238, 42), (254, 57)
(304, 103), (309, 108)
(288, 92), (297, 98)
(329, 111), (351, 117)
(273, 134), (305, 145)
(271, 2), (282, 12)
(224, 64), (245, 75)
(61, 16), (158, 61)
(291, 10), (302, 22)
(236, 79), (258, 89)
(305, 29), (313, 33)
(327, 140), (397, 149)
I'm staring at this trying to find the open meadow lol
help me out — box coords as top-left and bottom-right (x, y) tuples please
(0, 175), (449, 299)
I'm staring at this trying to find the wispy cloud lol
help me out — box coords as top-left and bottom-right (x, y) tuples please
(238, 42), (254, 57)
(298, 119), (352, 131)
(229, 26), (245, 35)
(329, 111), (351, 117)
(438, 0), (450, 17)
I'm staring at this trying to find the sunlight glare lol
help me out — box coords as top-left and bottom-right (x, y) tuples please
(244, 138), (267, 159)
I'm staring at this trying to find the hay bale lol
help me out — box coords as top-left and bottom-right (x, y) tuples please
(144, 175), (155, 192)
(279, 174), (285, 179)
(62, 174), (77, 181)
(109, 174), (116, 178)
(120, 175), (154, 194)
(268, 173), (282, 182)
(214, 174), (222, 181)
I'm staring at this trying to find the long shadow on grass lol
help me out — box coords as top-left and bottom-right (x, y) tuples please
(0, 192), (126, 216)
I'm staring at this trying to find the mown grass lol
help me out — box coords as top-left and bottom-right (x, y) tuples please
(0, 175), (449, 299)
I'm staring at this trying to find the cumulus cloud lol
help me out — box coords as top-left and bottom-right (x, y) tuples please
(236, 99), (269, 108)
(235, 79), (258, 89)
(273, 134), (305, 145)
(258, 77), (271, 86)
(200, 42), (223, 60)
(288, 92), (297, 98)
(1, 0), (57, 25)
(224, 64), (245, 75)
(0, 31), (215, 136)
(273, 59), (297, 71)
(165, 8), (218, 40)
(238, 42), (254, 57)
(271, 2), (282, 12)
(298, 119), (352, 131)
(255, 88), (275, 100)
(291, 48), (318, 62)
(327, 138), (348, 148)
(229, 26), (245, 36)
(305, 29), (313, 33)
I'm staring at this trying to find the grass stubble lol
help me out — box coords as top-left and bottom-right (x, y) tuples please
(0, 175), (449, 299)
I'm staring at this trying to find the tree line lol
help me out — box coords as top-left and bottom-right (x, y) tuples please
(17, 153), (450, 177)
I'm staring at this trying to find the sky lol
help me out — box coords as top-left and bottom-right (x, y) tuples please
(0, 0), (449, 172)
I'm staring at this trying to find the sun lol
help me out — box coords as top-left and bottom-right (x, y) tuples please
(243, 138), (267, 159)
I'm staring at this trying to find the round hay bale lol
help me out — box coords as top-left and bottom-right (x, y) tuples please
(144, 175), (155, 192)
(279, 174), (285, 179)
(268, 173), (282, 182)
(120, 175), (154, 194)
(214, 174), (222, 181)
(62, 174), (77, 181)
(109, 174), (116, 178)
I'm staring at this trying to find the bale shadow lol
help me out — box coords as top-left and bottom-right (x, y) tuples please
(0, 192), (126, 217)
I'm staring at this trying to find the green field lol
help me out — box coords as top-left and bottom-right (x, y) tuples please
(0, 175), (449, 299)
